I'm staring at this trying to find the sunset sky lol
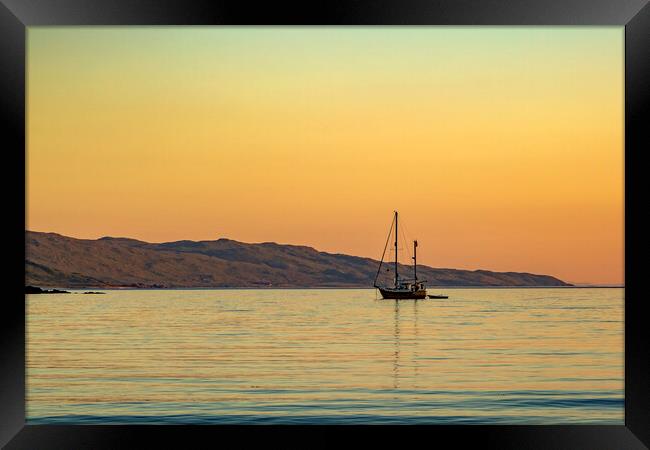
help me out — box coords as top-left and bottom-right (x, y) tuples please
(27, 27), (624, 285)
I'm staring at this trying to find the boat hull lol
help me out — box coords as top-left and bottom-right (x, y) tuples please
(378, 287), (427, 300)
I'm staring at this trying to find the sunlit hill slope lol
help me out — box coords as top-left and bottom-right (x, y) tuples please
(26, 231), (570, 288)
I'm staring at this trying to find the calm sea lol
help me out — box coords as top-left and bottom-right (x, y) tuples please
(26, 288), (623, 424)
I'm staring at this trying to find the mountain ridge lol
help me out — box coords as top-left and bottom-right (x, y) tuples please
(25, 230), (571, 288)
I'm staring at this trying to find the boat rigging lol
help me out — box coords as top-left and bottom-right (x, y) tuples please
(374, 211), (448, 300)
(374, 211), (427, 299)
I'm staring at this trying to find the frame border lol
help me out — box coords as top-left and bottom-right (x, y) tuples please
(1, 1), (648, 448)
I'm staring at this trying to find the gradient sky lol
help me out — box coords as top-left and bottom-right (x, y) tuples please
(27, 27), (624, 285)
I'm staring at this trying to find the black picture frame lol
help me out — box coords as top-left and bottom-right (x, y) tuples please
(1, 1), (648, 448)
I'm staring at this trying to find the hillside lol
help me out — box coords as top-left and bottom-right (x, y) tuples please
(25, 231), (571, 288)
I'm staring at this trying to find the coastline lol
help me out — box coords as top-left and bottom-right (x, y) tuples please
(26, 285), (624, 292)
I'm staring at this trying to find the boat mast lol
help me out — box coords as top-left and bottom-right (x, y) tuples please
(413, 240), (417, 282)
(394, 211), (398, 287)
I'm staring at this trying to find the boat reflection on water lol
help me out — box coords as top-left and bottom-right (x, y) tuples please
(393, 300), (400, 389)
(392, 299), (420, 390)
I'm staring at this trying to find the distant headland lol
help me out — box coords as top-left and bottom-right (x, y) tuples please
(25, 230), (571, 289)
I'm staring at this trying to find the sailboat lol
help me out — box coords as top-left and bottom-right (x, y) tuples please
(374, 211), (428, 300)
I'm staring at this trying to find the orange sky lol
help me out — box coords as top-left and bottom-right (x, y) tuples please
(26, 27), (624, 285)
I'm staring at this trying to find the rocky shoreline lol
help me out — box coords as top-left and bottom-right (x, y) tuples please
(26, 285), (105, 295)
